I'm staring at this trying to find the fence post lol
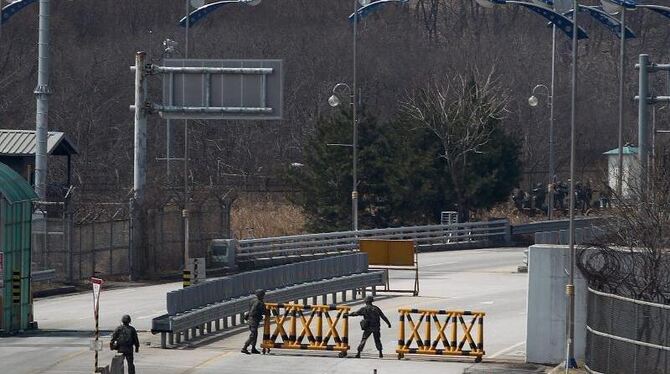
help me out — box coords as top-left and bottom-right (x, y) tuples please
(504, 220), (512, 246)
(109, 219), (114, 274)
(64, 197), (74, 283)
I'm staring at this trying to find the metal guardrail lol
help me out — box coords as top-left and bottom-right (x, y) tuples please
(152, 271), (384, 348)
(32, 269), (56, 282)
(167, 254), (368, 316)
(236, 220), (510, 262)
(511, 217), (606, 236)
(533, 227), (604, 245)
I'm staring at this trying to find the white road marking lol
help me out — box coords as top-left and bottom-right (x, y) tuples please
(421, 261), (458, 268)
(137, 313), (163, 320)
(480, 301), (494, 305)
(489, 340), (525, 358)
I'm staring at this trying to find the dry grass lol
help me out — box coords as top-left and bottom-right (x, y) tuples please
(231, 196), (556, 240)
(231, 194), (306, 239)
(475, 202), (532, 225)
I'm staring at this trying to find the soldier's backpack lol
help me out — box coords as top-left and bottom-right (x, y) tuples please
(115, 326), (133, 348)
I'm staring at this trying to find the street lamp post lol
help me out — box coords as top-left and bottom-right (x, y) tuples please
(351, 0), (360, 232)
(178, 0), (262, 271)
(565, 0), (579, 369)
(328, 83), (357, 231)
(528, 84), (554, 219)
(330, 0), (409, 231)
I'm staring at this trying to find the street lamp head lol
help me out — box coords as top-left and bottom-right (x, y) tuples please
(474, 0), (496, 8)
(600, 0), (622, 15)
(328, 94), (341, 108)
(528, 95), (540, 107)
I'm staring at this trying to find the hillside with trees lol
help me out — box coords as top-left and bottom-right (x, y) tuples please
(1, 0), (669, 230)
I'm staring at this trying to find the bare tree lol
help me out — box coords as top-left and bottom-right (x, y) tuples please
(578, 164), (670, 303)
(402, 69), (509, 221)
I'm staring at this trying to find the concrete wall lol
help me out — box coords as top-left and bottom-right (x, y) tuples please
(526, 244), (587, 365)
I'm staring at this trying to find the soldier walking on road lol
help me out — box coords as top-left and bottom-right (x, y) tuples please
(242, 289), (267, 354)
(110, 314), (140, 374)
(349, 296), (391, 358)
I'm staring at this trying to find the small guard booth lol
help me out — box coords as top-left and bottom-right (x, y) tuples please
(0, 162), (37, 333)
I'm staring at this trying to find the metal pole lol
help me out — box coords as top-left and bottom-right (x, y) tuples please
(94, 306), (99, 371)
(352, 0), (358, 231)
(34, 0), (51, 200)
(548, 25), (556, 220)
(616, 9), (626, 197)
(184, 0), (191, 264)
(131, 51), (148, 280)
(652, 106), (656, 191)
(638, 54), (649, 198)
(0, 1), (3, 75)
(565, 0), (578, 370)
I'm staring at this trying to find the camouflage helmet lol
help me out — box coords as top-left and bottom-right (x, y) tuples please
(121, 314), (131, 324)
(364, 295), (374, 304)
(255, 289), (266, 298)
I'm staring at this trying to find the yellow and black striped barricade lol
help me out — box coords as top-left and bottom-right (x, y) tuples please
(182, 270), (191, 288)
(396, 308), (485, 362)
(261, 303), (351, 358)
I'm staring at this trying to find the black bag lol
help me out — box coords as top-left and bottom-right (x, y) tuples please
(115, 326), (132, 348)
(360, 320), (369, 330)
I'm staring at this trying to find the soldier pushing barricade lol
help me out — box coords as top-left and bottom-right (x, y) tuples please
(110, 315), (140, 374)
(348, 296), (392, 358)
(242, 289), (267, 354)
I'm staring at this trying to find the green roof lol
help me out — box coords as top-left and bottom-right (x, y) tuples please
(0, 162), (37, 204)
(603, 146), (638, 155)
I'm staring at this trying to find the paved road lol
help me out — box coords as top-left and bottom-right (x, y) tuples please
(1, 247), (538, 374)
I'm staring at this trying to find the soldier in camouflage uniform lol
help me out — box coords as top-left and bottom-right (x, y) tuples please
(349, 295), (391, 358)
(110, 314), (140, 374)
(241, 289), (267, 354)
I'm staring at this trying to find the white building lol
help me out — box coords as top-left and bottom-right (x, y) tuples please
(603, 145), (639, 199)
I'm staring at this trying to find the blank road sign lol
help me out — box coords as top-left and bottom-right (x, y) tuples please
(161, 59), (283, 121)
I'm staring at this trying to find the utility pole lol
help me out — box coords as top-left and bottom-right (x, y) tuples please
(131, 51), (148, 280)
(351, 0), (359, 231)
(616, 9), (626, 197)
(34, 0), (51, 200)
(638, 54), (649, 198)
(183, 0), (191, 272)
(565, 0), (579, 370)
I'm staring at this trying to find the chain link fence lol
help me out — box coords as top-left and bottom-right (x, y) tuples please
(586, 287), (670, 374)
(31, 201), (229, 282)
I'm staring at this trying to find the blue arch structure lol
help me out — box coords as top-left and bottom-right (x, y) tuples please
(1, 0), (37, 25)
(179, 0), (242, 27)
(348, 0), (409, 23)
(562, 6), (636, 39)
(505, 1), (589, 39)
(601, 0), (638, 9)
(638, 4), (670, 19)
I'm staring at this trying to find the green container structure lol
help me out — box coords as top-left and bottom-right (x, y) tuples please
(0, 162), (37, 333)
